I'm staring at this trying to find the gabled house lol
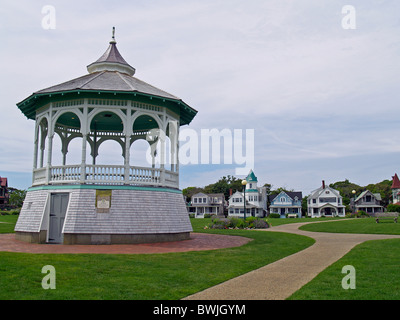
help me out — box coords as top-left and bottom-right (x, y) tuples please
(269, 191), (303, 218)
(188, 193), (226, 218)
(353, 190), (383, 215)
(307, 180), (345, 217)
(391, 173), (400, 204)
(0, 177), (9, 208)
(227, 170), (267, 218)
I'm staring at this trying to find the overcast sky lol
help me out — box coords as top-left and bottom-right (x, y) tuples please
(1, 0), (399, 194)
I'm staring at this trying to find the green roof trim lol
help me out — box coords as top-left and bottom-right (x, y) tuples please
(17, 89), (197, 126)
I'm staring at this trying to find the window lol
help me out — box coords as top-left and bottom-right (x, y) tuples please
(198, 198), (202, 203)
(280, 197), (285, 202)
(193, 198), (197, 203)
(249, 183), (252, 189)
(203, 198), (207, 203)
(254, 195), (258, 201)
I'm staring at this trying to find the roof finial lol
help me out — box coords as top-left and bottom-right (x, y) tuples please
(110, 26), (116, 44)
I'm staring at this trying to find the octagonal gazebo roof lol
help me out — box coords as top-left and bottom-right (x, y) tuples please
(17, 28), (197, 126)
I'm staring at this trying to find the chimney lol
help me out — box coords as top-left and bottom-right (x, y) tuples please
(322, 180), (325, 189)
(229, 188), (233, 196)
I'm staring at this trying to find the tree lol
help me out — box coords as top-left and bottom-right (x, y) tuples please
(9, 189), (27, 208)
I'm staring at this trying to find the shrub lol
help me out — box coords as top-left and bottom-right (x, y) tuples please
(387, 204), (400, 213)
(268, 213), (280, 219)
(207, 216), (269, 229)
(356, 210), (369, 218)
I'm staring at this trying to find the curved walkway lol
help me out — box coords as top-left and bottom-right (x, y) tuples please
(184, 220), (400, 300)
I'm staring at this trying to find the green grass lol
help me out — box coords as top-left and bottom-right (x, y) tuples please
(0, 215), (18, 234)
(299, 217), (400, 235)
(0, 217), (314, 300)
(288, 238), (400, 300)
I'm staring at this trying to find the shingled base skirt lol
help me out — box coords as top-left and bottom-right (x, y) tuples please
(14, 185), (192, 245)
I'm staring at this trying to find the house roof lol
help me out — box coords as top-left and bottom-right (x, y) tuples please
(355, 190), (382, 202)
(309, 185), (341, 199)
(392, 173), (400, 189)
(269, 191), (302, 202)
(246, 170), (258, 182)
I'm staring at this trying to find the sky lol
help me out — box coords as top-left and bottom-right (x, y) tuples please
(0, 0), (399, 195)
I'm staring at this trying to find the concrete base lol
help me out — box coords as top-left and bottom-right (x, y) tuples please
(15, 231), (47, 244)
(63, 232), (191, 245)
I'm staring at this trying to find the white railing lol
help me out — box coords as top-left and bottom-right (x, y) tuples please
(86, 165), (125, 183)
(32, 164), (178, 188)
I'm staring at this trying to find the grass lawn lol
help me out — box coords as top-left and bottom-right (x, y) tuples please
(0, 215), (18, 234)
(299, 217), (400, 235)
(289, 217), (400, 300)
(288, 238), (400, 300)
(0, 217), (314, 300)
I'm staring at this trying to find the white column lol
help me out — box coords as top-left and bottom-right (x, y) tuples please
(80, 133), (87, 183)
(33, 124), (39, 170)
(124, 135), (131, 184)
(45, 133), (54, 185)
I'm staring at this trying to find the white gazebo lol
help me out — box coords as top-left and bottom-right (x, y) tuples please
(15, 29), (197, 244)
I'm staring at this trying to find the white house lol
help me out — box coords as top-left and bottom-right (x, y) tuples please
(227, 170), (267, 218)
(307, 181), (345, 217)
(188, 193), (226, 218)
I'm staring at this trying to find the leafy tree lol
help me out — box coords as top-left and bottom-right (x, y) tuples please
(8, 189), (27, 208)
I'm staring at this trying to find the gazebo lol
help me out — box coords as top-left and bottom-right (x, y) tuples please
(14, 28), (197, 244)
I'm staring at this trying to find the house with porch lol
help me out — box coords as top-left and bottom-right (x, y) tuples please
(227, 170), (267, 218)
(353, 190), (384, 215)
(307, 180), (345, 217)
(269, 191), (303, 218)
(188, 193), (226, 218)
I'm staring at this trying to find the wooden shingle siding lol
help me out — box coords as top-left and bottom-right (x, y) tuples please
(14, 190), (48, 233)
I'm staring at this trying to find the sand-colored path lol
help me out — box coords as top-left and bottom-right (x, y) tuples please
(184, 220), (400, 300)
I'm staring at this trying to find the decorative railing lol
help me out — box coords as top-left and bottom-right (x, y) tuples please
(32, 164), (179, 188)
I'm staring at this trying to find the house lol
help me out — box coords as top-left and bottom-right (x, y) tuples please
(0, 177), (9, 209)
(269, 191), (303, 218)
(353, 190), (384, 215)
(307, 180), (345, 217)
(188, 193), (226, 218)
(227, 170), (267, 218)
(391, 173), (400, 204)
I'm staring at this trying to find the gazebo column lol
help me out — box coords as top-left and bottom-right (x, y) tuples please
(39, 126), (47, 168)
(32, 124), (39, 170)
(45, 133), (54, 184)
(80, 133), (88, 183)
(124, 134), (131, 184)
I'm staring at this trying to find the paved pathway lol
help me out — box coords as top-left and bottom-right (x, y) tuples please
(184, 220), (400, 300)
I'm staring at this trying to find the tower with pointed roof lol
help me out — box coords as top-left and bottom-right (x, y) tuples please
(391, 173), (400, 204)
(15, 29), (197, 245)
